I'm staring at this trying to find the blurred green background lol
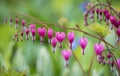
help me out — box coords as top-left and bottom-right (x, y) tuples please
(0, 0), (120, 76)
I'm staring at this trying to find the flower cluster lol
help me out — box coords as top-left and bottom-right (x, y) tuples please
(4, 13), (120, 72)
(84, 8), (120, 42)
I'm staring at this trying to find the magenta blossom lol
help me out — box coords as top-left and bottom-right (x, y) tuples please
(29, 24), (36, 31)
(15, 18), (19, 29)
(94, 43), (104, 55)
(117, 58), (120, 69)
(67, 32), (74, 49)
(62, 50), (71, 67)
(116, 28), (120, 42)
(51, 37), (57, 53)
(79, 37), (88, 55)
(56, 32), (66, 48)
(31, 29), (36, 42)
(94, 43), (104, 63)
(110, 16), (116, 30)
(48, 28), (53, 44)
(37, 27), (46, 43)
(22, 19), (26, 30)
(25, 28), (29, 40)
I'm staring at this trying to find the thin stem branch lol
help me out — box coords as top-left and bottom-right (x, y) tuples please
(86, 3), (120, 19)
(88, 53), (95, 76)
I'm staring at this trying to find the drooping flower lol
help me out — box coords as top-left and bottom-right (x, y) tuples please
(68, 32), (74, 49)
(103, 9), (108, 15)
(29, 24), (36, 32)
(110, 16), (116, 30)
(116, 28), (120, 42)
(25, 28), (29, 40)
(107, 53), (112, 64)
(51, 37), (57, 53)
(62, 50), (72, 67)
(94, 43), (104, 63)
(99, 9), (103, 21)
(22, 19), (26, 30)
(15, 18), (19, 29)
(37, 27), (46, 43)
(96, 8), (99, 19)
(94, 43), (104, 55)
(105, 12), (110, 25)
(117, 58), (120, 69)
(111, 60), (115, 72)
(114, 20), (120, 28)
(79, 37), (88, 55)
(48, 28), (53, 44)
(90, 8), (95, 21)
(56, 32), (66, 48)
(29, 24), (36, 42)
(31, 29), (36, 42)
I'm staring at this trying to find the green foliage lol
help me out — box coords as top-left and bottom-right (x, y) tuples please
(88, 23), (110, 37)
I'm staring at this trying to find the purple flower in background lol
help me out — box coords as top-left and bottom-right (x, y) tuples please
(72, 37), (80, 50)
(79, 1), (89, 12)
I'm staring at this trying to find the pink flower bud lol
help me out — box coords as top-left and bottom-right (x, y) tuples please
(62, 50), (71, 67)
(15, 18), (19, 29)
(51, 37), (57, 53)
(56, 32), (66, 48)
(37, 27), (46, 43)
(48, 28), (53, 44)
(79, 37), (88, 55)
(68, 32), (74, 49)
(94, 43), (104, 56)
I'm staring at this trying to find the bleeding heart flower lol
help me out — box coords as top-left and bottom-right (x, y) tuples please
(25, 28), (29, 40)
(56, 32), (66, 48)
(37, 27), (46, 43)
(51, 37), (57, 53)
(22, 19), (26, 30)
(117, 58), (120, 69)
(62, 50), (72, 67)
(48, 28), (53, 44)
(15, 18), (19, 29)
(29, 24), (36, 32)
(68, 32), (74, 49)
(94, 43), (104, 63)
(79, 37), (88, 55)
